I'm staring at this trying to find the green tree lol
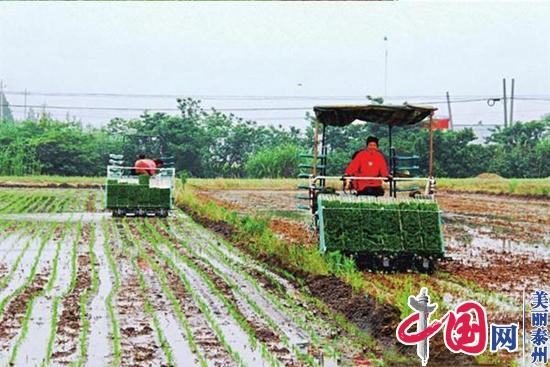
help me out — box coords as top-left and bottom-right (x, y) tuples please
(245, 144), (300, 178)
(0, 91), (14, 122)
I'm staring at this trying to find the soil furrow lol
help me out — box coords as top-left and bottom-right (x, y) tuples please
(0, 225), (60, 364)
(0, 270), (50, 362)
(51, 224), (93, 364)
(168, 216), (347, 360)
(86, 223), (113, 365)
(11, 224), (74, 366)
(139, 261), (200, 366)
(131, 220), (287, 367)
(154, 220), (309, 366)
(125, 221), (236, 367)
(113, 223), (166, 367)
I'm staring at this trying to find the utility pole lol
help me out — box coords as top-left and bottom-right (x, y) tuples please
(428, 113), (434, 178)
(24, 88), (28, 120)
(384, 36), (388, 99)
(445, 91), (453, 130)
(502, 78), (508, 127)
(510, 78), (515, 125)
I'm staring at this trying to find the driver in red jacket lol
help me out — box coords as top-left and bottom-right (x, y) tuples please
(344, 136), (391, 196)
(135, 154), (157, 176)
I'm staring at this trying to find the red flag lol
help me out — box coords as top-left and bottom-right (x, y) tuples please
(423, 118), (450, 130)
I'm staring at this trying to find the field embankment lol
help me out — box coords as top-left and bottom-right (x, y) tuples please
(186, 177), (550, 198)
(2, 176), (548, 198)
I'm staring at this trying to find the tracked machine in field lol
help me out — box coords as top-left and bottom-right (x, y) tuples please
(106, 134), (175, 217)
(297, 104), (445, 272)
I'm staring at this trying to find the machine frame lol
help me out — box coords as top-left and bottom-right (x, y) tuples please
(105, 166), (175, 217)
(105, 132), (175, 217)
(298, 103), (444, 271)
(303, 103), (439, 214)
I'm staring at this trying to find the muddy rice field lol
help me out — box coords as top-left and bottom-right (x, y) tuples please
(200, 189), (550, 318)
(0, 188), (370, 366)
(0, 187), (548, 366)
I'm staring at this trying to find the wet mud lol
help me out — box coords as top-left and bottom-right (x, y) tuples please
(305, 275), (399, 348)
(191, 189), (550, 365)
(4, 186), (544, 365)
(162, 261), (237, 367)
(114, 228), (165, 367)
(51, 225), (92, 363)
(198, 189), (549, 300)
(86, 192), (96, 213)
(141, 263), (199, 367)
(180, 205), (399, 363)
(117, 268), (164, 366)
(87, 225), (112, 364)
(0, 271), (49, 347)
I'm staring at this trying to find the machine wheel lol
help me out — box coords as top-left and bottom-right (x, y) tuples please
(159, 209), (168, 218)
(112, 208), (125, 217)
(414, 256), (436, 274)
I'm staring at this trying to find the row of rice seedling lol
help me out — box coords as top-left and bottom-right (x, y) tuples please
(166, 217), (346, 360)
(134, 220), (287, 367)
(0, 222), (57, 316)
(0, 189), (95, 215)
(100, 220), (122, 366)
(0, 190), (59, 214)
(119, 222), (208, 366)
(0, 222), (46, 291)
(6, 221), (74, 365)
(0, 218), (35, 255)
(131, 253), (176, 366)
(154, 219), (322, 366)
(115, 221), (195, 366)
(0, 191), (39, 213)
(42, 221), (81, 366)
(128, 220), (267, 367)
(75, 222), (99, 367)
(48, 191), (79, 213)
(175, 188), (411, 363)
(16, 193), (55, 213)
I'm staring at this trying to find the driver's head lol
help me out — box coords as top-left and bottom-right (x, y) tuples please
(366, 136), (379, 151)
(138, 154), (146, 160)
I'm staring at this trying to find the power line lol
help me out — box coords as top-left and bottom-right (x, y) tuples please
(0, 90), (477, 100)
(9, 97), (519, 113)
(6, 89), (550, 101)
(9, 104), (314, 112)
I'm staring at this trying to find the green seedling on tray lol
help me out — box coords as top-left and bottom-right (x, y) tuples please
(320, 196), (444, 256)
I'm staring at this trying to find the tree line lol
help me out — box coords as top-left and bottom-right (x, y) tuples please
(0, 98), (548, 178)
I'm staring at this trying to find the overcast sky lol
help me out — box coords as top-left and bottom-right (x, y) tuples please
(1, 1), (549, 129)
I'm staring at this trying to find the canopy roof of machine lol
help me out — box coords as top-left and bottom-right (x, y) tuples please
(313, 103), (438, 127)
